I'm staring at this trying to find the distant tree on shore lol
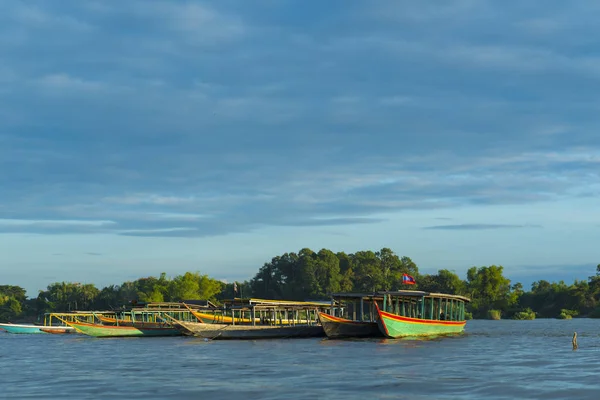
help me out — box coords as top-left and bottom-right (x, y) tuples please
(1, 253), (599, 321)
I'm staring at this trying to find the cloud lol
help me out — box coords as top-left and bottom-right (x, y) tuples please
(1, 0), (600, 239)
(423, 224), (542, 230)
(0, 219), (114, 227)
(36, 73), (109, 94)
(11, 4), (93, 32)
(103, 195), (197, 206)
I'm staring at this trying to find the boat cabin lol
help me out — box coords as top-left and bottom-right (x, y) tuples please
(219, 298), (333, 327)
(381, 291), (470, 321)
(327, 292), (383, 322)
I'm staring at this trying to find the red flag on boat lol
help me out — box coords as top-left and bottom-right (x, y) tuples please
(402, 273), (416, 285)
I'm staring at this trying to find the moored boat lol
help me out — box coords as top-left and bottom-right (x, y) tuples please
(375, 291), (470, 338)
(39, 327), (76, 334)
(318, 292), (383, 339)
(169, 319), (324, 340)
(318, 313), (382, 339)
(167, 298), (330, 339)
(1, 323), (49, 334)
(62, 320), (181, 338)
(0, 322), (76, 334)
(188, 310), (259, 324)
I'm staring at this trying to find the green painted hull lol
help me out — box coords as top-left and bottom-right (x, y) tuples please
(68, 321), (181, 338)
(377, 309), (466, 338)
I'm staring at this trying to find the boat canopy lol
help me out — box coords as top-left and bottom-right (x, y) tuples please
(329, 291), (470, 303)
(381, 290), (471, 303)
(329, 292), (384, 300)
(224, 298), (334, 310)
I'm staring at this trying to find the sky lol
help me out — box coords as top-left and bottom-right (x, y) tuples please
(1, 0), (599, 297)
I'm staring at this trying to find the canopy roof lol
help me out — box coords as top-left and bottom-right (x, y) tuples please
(330, 291), (470, 303)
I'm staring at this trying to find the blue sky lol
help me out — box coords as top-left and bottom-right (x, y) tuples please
(1, 0), (599, 296)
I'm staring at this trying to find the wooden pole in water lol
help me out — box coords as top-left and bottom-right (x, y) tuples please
(572, 332), (578, 350)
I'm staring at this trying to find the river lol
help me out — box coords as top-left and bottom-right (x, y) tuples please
(1, 319), (598, 399)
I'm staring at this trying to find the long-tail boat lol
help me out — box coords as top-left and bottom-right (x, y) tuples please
(318, 293), (384, 339)
(0, 323), (75, 334)
(169, 319), (324, 340)
(39, 327), (76, 334)
(375, 290), (470, 338)
(168, 298), (330, 339)
(61, 319), (181, 338)
(187, 309), (259, 324)
(186, 299), (319, 325)
(96, 306), (201, 327)
(0, 312), (100, 334)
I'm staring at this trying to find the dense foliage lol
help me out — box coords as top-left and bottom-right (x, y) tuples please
(2, 248), (599, 322)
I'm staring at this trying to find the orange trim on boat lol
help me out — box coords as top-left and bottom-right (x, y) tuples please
(378, 309), (466, 326)
(318, 312), (373, 324)
(69, 321), (168, 330)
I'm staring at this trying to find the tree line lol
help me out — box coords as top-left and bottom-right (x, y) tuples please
(1, 247), (599, 322)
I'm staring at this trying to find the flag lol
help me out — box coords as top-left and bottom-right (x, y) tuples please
(233, 282), (238, 294)
(402, 273), (416, 285)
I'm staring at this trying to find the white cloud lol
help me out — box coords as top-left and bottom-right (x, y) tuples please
(102, 194), (197, 206)
(127, 1), (245, 44)
(148, 212), (211, 221)
(117, 227), (198, 234)
(0, 219), (115, 227)
(12, 5), (93, 32)
(35, 74), (110, 94)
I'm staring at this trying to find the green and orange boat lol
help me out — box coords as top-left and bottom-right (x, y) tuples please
(59, 319), (181, 338)
(375, 290), (470, 338)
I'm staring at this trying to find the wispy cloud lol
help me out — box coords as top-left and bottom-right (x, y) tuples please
(103, 195), (197, 206)
(423, 224), (543, 231)
(36, 73), (109, 94)
(11, 4), (93, 32)
(0, 219), (114, 227)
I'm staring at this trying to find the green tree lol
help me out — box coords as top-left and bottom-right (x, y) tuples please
(466, 265), (512, 318)
(418, 269), (465, 295)
(0, 285), (27, 321)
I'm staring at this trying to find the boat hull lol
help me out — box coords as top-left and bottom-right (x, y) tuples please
(39, 327), (76, 334)
(67, 321), (181, 338)
(376, 307), (466, 338)
(172, 320), (325, 340)
(318, 312), (382, 339)
(0, 323), (47, 334)
(97, 316), (171, 329)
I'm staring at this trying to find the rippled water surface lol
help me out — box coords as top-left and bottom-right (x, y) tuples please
(1, 319), (599, 399)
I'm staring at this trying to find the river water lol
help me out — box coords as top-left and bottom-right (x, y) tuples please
(1, 319), (598, 399)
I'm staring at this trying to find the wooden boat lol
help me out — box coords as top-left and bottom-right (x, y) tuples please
(166, 298), (331, 339)
(375, 291), (470, 338)
(188, 310), (258, 324)
(95, 316), (170, 329)
(39, 327), (76, 334)
(62, 320), (181, 338)
(318, 292), (384, 339)
(186, 298), (326, 326)
(168, 319), (324, 340)
(318, 313), (382, 339)
(98, 303), (212, 325)
(0, 323), (75, 334)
